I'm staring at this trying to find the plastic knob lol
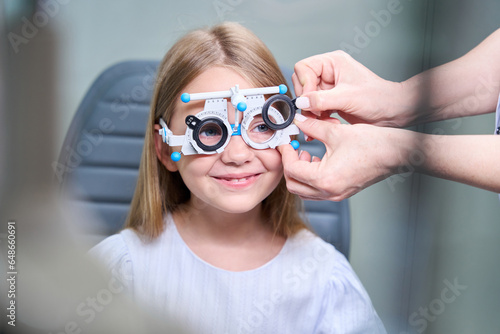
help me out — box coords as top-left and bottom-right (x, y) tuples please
(171, 152), (181, 161)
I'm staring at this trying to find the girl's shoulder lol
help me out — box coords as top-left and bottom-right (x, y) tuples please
(89, 228), (140, 260)
(286, 229), (387, 332)
(88, 229), (141, 291)
(88, 227), (158, 266)
(88, 220), (174, 275)
(284, 228), (345, 268)
(283, 229), (369, 304)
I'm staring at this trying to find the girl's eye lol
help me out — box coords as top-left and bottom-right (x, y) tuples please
(200, 126), (221, 137)
(252, 123), (270, 133)
(247, 119), (275, 144)
(198, 123), (223, 146)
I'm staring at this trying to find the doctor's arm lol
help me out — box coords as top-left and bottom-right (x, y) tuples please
(280, 28), (500, 201)
(279, 118), (500, 201)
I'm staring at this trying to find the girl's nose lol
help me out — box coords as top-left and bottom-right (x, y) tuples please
(220, 135), (254, 165)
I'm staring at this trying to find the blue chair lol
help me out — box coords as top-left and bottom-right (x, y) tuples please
(56, 61), (350, 258)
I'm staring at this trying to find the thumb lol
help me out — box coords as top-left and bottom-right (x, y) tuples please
(294, 114), (340, 144)
(277, 143), (299, 165)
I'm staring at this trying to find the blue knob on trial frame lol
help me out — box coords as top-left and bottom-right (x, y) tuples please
(237, 101), (247, 112)
(278, 84), (288, 94)
(171, 152), (181, 161)
(290, 140), (300, 150)
(181, 93), (190, 103)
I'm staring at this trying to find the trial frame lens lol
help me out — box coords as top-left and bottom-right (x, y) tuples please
(246, 115), (276, 144)
(188, 116), (229, 152)
(261, 94), (296, 130)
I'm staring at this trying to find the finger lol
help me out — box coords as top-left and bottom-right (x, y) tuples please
(280, 150), (343, 200)
(291, 73), (303, 97)
(277, 143), (300, 165)
(282, 158), (324, 190)
(299, 110), (338, 127)
(293, 111), (317, 141)
(294, 113), (334, 142)
(337, 110), (367, 125)
(294, 115), (340, 145)
(301, 89), (346, 114)
(278, 145), (326, 197)
(303, 116), (340, 142)
(298, 194), (328, 201)
(293, 59), (321, 94)
(300, 108), (332, 119)
(294, 53), (340, 95)
(300, 110), (319, 119)
(298, 150), (312, 161)
(284, 171), (337, 201)
(282, 171), (328, 200)
(319, 116), (342, 125)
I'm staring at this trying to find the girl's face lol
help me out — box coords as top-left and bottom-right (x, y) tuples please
(155, 67), (283, 214)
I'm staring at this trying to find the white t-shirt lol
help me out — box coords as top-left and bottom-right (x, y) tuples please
(89, 214), (386, 334)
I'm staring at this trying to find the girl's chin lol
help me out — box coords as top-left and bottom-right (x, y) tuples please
(191, 197), (263, 215)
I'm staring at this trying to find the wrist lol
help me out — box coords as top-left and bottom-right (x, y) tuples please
(383, 127), (422, 174)
(372, 79), (416, 128)
(395, 79), (422, 127)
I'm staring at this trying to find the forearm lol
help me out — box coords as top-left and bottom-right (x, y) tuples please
(411, 134), (500, 193)
(400, 29), (500, 126)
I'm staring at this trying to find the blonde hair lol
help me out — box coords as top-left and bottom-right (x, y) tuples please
(125, 22), (308, 239)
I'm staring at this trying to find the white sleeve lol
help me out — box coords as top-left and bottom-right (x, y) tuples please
(314, 252), (387, 334)
(88, 234), (134, 294)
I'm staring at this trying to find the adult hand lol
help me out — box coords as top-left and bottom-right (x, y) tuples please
(292, 51), (413, 127)
(278, 114), (414, 201)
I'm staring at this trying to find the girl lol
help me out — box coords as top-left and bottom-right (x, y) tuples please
(90, 22), (386, 333)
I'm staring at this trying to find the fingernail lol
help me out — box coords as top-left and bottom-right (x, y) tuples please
(295, 96), (310, 109)
(298, 150), (304, 158)
(294, 113), (307, 122)
(304, 134), (309, 141)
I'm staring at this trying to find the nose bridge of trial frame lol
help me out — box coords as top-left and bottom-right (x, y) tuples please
(180, 84), (289, 134)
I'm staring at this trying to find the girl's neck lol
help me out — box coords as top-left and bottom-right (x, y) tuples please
(174, 198), (270, 244)
(172, 198), (286, 272)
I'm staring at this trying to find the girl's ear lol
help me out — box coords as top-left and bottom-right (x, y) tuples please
(153, 124), (179, 172)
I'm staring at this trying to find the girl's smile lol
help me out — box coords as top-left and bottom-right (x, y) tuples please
(210, 172), (262, 190)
